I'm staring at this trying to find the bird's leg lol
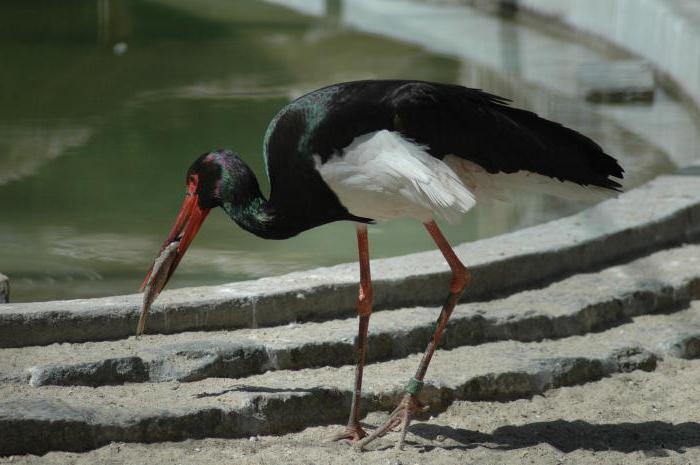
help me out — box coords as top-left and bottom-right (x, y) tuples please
(329, 224), (373, 442)
(357, 220), (470, 450)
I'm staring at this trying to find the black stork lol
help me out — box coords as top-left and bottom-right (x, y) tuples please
(139, 80), (624, 450)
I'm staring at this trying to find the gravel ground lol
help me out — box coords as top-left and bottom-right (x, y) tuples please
(6, 357), (699, 465)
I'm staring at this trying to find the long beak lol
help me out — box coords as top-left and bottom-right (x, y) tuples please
(136, 193), (210, 337)
(140, 194), (210, 292)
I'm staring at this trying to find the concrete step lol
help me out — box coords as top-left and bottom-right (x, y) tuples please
(7, 296), (700, 456)
(2, 175), (700, 348)
(3, 243), (699, 388)
(0, 312), (672, 457)
(11, 357), (699, 465)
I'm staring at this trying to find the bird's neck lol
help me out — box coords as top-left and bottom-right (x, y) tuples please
(222, 193), (296, 240)
(219, 167), (307, 240)
(219, 155), (364, 239)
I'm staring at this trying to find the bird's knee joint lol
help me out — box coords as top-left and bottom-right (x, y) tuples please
(357, 286), (374, 317)
(450, 266), (470, 294)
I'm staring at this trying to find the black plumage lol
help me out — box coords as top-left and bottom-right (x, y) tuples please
(265, 80), (624, 214)
(213, 79), (625, 238)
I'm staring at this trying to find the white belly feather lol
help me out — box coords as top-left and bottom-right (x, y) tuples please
(314, 130), (475, 223)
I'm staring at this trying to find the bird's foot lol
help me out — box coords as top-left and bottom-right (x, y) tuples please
(355, 393), (428, 451)
(326, 422), (367, 443)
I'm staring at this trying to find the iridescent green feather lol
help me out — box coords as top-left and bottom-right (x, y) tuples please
(261, 86), (340, 176)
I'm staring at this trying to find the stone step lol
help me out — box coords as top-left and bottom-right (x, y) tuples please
(617, 302), (700, 359)
(8, 299), (700, 456)
(4, 243), (699, 388)
(1, 175), (700, 348)
(0, 313), (670, 457)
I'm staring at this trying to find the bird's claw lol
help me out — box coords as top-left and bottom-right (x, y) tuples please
(326, 423), (367, 443)
(355, 393), (427, 451)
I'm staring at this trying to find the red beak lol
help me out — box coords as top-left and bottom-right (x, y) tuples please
(140, 191), (210, 292)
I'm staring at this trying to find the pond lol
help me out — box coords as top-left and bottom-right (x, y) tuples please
(1, 0), (697, 302)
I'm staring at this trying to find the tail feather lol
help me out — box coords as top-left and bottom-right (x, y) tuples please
(492, 103), (625, 192)
(386, 81), (625, 194)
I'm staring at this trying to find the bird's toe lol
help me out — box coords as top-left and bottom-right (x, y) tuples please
(326, 423), (367, 444)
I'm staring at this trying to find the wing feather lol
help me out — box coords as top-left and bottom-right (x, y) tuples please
(384, 81), (624, 191)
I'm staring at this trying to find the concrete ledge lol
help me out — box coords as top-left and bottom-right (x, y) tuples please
(7, 244), (699, 388)
(1, 175), (700, 348)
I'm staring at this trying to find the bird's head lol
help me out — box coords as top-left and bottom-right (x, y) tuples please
(139, 149), (254, 293)
(136, 148), (271, 336)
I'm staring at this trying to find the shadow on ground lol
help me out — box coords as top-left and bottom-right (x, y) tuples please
(410, 420), (700, 454)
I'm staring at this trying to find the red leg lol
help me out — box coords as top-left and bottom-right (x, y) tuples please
(330, 224), (373, 442)
(357, 220), (470, 450)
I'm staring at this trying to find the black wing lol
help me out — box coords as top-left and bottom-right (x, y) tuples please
(384, 81), (624, 191)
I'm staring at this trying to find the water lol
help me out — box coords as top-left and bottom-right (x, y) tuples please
(0, 0), (697, 302)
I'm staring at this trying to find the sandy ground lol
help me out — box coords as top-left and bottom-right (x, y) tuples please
(5, 357), (700, 465)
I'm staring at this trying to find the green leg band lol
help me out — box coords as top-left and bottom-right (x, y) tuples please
(405, 377), (424, 395)
(430, 320), (438, 334)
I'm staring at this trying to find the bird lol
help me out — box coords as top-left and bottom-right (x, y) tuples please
(138, 79), (624, 450)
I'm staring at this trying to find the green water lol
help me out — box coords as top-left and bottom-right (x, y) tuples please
(0, 0), (685, 302)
